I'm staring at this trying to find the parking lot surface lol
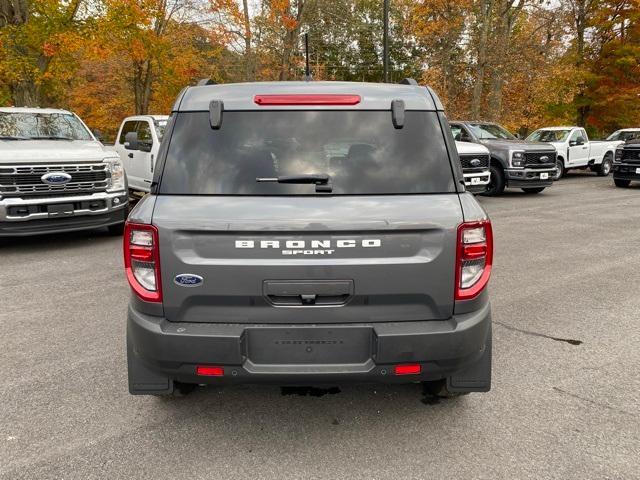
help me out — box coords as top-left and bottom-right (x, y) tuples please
(1, 173), (639, 480)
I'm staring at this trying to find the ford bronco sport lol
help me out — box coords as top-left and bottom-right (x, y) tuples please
(125, 81), (493, 398)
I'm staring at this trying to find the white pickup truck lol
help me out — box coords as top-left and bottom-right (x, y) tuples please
(455, 140), (491, 193)
(0, 107), (128, 237)
(526, 126), (623, 180)
(111, 115), (168, 194)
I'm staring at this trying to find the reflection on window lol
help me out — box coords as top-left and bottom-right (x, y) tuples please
(0, 113), (92, 140)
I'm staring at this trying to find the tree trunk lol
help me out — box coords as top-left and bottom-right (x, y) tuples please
(0, 0), (29, 27)
(574, 0), (588, 126)
(472, 0), (492, 119)
(242, 0), (254, 81)
(11, 80), (39, 107)
(279, 0), (305, 81)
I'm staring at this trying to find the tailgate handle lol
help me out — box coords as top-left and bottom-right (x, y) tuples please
(264, 280), (354, 306)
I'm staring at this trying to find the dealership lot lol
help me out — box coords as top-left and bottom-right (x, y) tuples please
(1, 173), (639, 480)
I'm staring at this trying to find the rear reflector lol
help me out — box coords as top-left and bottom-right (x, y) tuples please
(394, 364), (421, 375)
(254, 94), (361, 106)
(196, 365), (224, 377)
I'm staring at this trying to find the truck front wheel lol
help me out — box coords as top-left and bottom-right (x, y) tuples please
(482, 165), (505, 196)
(597, 154), (613, 176)
(614, 179), (631, 188)
(554, 159), (565, 180)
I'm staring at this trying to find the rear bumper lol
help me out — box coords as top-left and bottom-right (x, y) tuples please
(505, 168), (555, 188)
(0, 191), (128, 236)
(127, 302), (491, 390)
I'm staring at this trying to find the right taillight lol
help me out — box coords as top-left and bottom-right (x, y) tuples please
(124, 222), (162, 303)
(455, 220), (493, 300)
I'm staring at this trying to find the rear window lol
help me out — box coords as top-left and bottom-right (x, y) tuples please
(159, 111), (455, 195)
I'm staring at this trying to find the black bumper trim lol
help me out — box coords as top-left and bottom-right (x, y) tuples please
(127, 302), (491, 386)
(0, 206), (127, 237)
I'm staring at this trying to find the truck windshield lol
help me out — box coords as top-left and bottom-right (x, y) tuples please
(607, 130), (640, 142)
(159, 110), (455, 195)
(0, 112), (92, 140)
(527, 130), (571, 142)
(468, 123), (516, 140)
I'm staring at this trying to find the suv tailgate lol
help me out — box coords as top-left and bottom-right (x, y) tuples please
(153, 195), (462, 324)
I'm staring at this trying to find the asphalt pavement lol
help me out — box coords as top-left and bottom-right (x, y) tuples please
(1, 172), (639, 480)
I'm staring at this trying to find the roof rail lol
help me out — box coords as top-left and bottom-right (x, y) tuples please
(399, 78), (418, 86)
(196, 78), (216, 86)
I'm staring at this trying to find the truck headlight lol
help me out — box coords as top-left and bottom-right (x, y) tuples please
(615, 148), (623, 163)
(104, 157), (126, 192)
(511, 151), (525, 168)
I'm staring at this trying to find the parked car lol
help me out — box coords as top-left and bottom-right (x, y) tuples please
(450, 121), (556, 196)
(455, 140), (491, 193)
(606, 128), (640, 142)
(125, 80), (493, 398)
(613, 140), (640, 187)
(526, 126), (623, 179)
(111, 115), (168, 194)
(0, 107), (128, 236)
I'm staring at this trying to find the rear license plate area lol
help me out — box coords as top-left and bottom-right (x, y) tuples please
(245, 327), (372, 365)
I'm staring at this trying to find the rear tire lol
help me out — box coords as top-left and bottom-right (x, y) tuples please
(554, 159), (565, 180)
(521, 187), (545, 194)
(614, 179), (631, 188)
(482, 164), (505, 196)
(597, 154), (613, 176)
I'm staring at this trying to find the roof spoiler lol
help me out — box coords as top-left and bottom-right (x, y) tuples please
(197, 78), (216, 86)
(399, 78), (418, 86)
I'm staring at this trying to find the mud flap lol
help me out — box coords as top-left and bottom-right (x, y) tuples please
(127, 336), (174, 395)
(446, 324), (492, 392)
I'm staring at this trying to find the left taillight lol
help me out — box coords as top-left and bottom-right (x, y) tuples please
(455, 220), (493, 301)
(124, 222), (162, 303)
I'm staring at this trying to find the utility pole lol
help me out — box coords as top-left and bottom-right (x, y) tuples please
(383, 0), (389, 83)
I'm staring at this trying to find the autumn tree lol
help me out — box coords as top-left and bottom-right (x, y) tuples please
(0, 0), (85, 106)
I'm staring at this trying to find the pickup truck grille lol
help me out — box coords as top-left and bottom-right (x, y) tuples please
(0, 163), (109, 197)
(459, 154), (489, 170)
(524, 151), (556, 169)
(621, 148), (640, 163)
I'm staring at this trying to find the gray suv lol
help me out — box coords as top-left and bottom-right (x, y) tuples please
(125, 81), (493, 398)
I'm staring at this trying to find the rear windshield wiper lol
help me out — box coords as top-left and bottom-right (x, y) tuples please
(256, 173), (333, 192)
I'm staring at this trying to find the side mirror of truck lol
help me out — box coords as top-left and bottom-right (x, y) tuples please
(124, 131), (139, 151)
(570, 137), (585, 147)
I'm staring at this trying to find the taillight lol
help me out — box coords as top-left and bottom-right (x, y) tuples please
(455, 220), (493, 300)
(124, 222), (162, 303)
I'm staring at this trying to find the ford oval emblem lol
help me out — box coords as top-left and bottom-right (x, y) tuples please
(470, 158), (481, 167)
(41, 172), (72, 185)
(540, 156), (549, 162)
(174, 274), (204, 287)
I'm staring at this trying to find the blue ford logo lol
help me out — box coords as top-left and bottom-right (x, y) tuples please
(174, 274), (204, 287)
(41, 172), (72, 185)
(470, 158), (481, 167)
(540, 156), (549, 162)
